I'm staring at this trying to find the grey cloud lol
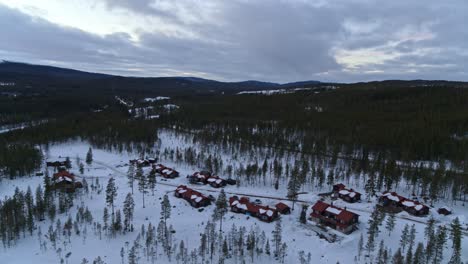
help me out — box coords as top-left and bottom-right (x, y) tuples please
(1, 0), (468, 82)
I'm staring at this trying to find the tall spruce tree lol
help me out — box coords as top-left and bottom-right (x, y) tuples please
(400, 224), (409, 253)
(147, 169), (157, 196)
(138, 173), (147, 208)
(272, 218), (283, 258)
(212, 189), (228, 232)
(413, 242), (425, 264)
(448, 217), (462, 264)
(127, 163), (135, 194)
(123, 193), (135, 232)
(105, 178), (117, 223)
(433, 225), (447, 264)
(160, 194), (171, 243)
(85, 147), (93, 165)
(385, 213), (396, 235)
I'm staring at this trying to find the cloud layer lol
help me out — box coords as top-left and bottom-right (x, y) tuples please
(0, 0), (467, 82)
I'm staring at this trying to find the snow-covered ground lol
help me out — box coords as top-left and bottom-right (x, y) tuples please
(0, 120), (48, 134)
(0, 130), (467, 263)
(143, 97), (170, 102)
(0, 81), (15, 86)
(237, 86), (339, 95)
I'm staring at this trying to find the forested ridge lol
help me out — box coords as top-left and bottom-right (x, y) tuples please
(1, 62), (468, 199)
(0, 64), (467, 263)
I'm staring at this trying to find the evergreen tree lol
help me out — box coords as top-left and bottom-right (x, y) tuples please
(128, 244), (138, 264)
(412, 242), (425, 264)
(365, 172), (376, 201)
(448, 217), (462, 264)
(299, 204), (307, 224)
(222, 239), (229, 259)
(113, 209), (122, 233)
(357, 233), (364, 260)
(392, 248), (404, 264)
(212, 189), (228, 232)
(433, 225), (447, 264)
(103, 207), (109, 232)
(160, 194), (171, 244)
(408, 224), (416, 250)
(287, 172), (301, 210)
(127, 163), (135, 194)
(366, 207), (381, 254)
(123, 193), (135, 232)
(400, 224), (409, 253)
(105, 177), (117, 223)
(424, 217), (436, 263)
(147, 169), (157, 196)
(405, 244), (413, 264)
(385, 213), (396, 235)
(425, 217), (436, 239)
(265, 239), (271, 255)
(79, 163), (84, 174)
(272, 218), (282, 257)
(86, 147), (93, 165)
(35, 185), (45, 220)
(137, 173), (147, 208)
(376, 240), (386, 264)
(63, 157), (71, 169)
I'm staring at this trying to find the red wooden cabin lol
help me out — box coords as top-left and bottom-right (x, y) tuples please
(310, 200), (359, 234)
(153, 164), (179, 178)
(175, 185), (211, 208)
(379, 192), (429, 216)
(229, 196), (278, 222)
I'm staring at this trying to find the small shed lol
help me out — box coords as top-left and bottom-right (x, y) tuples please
(437, 207), (452, 216)
(275, 202), (291, 214)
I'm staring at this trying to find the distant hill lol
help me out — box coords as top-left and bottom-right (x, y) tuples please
(0, 60), (112, 80)
(281, 80), (322, 88)
(0, 61), (291, 94)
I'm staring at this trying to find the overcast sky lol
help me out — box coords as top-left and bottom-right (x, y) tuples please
(0, 0), (467, 83)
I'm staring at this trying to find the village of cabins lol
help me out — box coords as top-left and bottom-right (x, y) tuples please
(45, 157), (453, 235)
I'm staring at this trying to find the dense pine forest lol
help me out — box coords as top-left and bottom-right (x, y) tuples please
(1, 63), (468, 196)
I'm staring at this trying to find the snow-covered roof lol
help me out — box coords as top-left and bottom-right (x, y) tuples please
(383, 193), (401, 202)
(414, 204), (424, 211)
(178, 189), (187, 194)
(440, 206), (452, 211)
(349, 192), (357, 198)
(402, 201), (415, 207)
(55, 176), (73, 183)
(237, 203), (248, 210)
(325, 207), (342, 215)
(339, 190), (350, 195)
